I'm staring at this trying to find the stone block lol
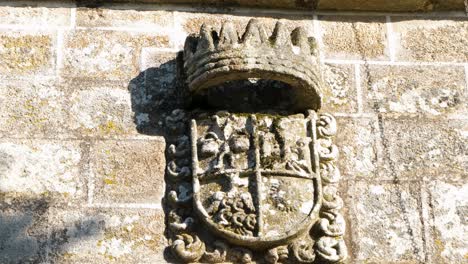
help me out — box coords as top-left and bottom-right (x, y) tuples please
(98, 0), (467, 11)
(361, 65), (467, 117)
(0, 79), (69, 138)
(67, 84), (143, 138)
(348, 181), (425, 263)
(381, 118), (467, 181)
(140, 49), (177, 71)
(0, 30), (55, 76)
(76, 7), (174, 30)
(0, 194), (50, 264)
(392, 18), (468, 62)
(48, 208), (167, 263)
(0, 139), (85, 204)
(90, 139), (166, 204)
(426, 180), (468, 263)
(62, 30), (170, 81)
(319, 16), (388, 60)
(321, 63), (358, 113)
(336, 117), (383, 180)
(0, 1), (71, 26)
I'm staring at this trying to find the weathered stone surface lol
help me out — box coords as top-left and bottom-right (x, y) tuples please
(184, 19), (322, 112)
(139, 49), (178, 116)
(426, 180), (468, 264)
(0, 79), (69, 138)
(0, 1), (71, 26)
(317, 0), (433, 11)
(140, 49), (177, 71)
(91, 139), (166, 204)
(67, 84), (142, 138)
(361, 65), (467, 117)
(166, 111), (347, 263)
(0, 79), (151, 139)
(48, 208), (167, 263)
(63, 30), (169, 81)
(0, 2), (466, 263)
(76, 7), (174, 30)
(0, 140), (84, 203)
(348, 181), (425, 263)
(319, 16), (388, 60)
(177, 12), (316, 60)
(0, 31), (55, 76)
(336, 117), (382, 180)
(106, 0), (313, 9)
(178, 13), (314, 48)
(164, 18), (348, 264)
(0, 194), (50, 264)
(140, 49), (177, 97)
(433, 0), (466, 10)
(322, 63), (358, 113)
(79, 0), (466, 11)
(381, 118), (467, 181)
(392, 18), (468, 62)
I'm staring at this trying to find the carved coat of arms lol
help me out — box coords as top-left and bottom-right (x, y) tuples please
(164, 19), (347, 263)
(193, 112), (319, 246)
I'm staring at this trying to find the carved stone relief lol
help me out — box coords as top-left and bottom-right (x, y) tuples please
(164, 19), (347, 263)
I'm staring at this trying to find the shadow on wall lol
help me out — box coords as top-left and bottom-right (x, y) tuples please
(128, 54), (186, 263)
(0, 196), (50, 263)
(0, 196), (106, 264)
(128, 54), (185, 137)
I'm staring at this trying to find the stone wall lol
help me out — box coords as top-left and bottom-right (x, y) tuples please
(77, 0), (468, 12)
(0, 1), (466, 263)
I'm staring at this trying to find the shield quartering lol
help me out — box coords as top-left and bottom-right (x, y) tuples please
(191, 111), (321, 249)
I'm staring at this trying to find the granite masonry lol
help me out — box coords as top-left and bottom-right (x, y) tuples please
(0, 1), (467, 264)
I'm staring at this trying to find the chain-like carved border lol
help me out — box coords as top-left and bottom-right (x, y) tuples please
(164, 110), (347, 263)
(164, 110), (205, 262)
(314, 113), (347, 263)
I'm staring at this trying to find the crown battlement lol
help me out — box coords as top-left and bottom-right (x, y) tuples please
(183, 19), (323, 111)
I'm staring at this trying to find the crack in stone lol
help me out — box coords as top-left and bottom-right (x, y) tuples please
(351, 21), (424, 263)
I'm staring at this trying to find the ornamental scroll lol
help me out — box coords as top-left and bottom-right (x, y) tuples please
(164, 19), (347, 263)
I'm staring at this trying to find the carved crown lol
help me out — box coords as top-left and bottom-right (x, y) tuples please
(183, 19), (323, 111)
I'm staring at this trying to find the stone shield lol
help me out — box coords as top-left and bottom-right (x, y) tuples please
(191, 112), (322, 249)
